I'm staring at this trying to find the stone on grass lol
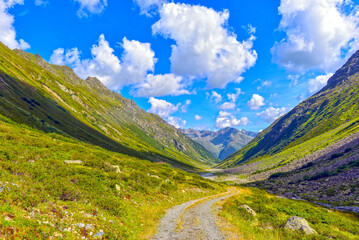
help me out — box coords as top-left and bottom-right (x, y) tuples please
(285, 216), (317, 235)
(93, 230), (105, 237)
(239, 205), (256, 216)
(64, 160), (83, 164)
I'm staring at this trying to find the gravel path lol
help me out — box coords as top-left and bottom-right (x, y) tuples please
(152, 190), (239, 240)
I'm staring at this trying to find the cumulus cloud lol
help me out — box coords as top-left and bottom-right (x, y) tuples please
(208, 91), (222, 104)
(152, 3), (257, 88)
(216, 111), (250, 129)
(219, 102), (236, 110)
(307, 73), (333, 94)
(50, 35), (153, 88)
(257, 107), (287, 123)
(195, 115), (202, 121)
(133, 0), (165, 15)
(0, 0), (30, 50)
(167, 116), (186, 129)
(247, 94), (265, 110)
(147, 97), (179, 118)
(135, 73), (189, 97)
(272, 0), (359, 72)
(74, 0), (107, 17)
(227, 88), (242, 102)
(147, 97), (189, 128)
(50, 34), (190, 97)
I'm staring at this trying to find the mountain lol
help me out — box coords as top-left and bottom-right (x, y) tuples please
(0, 42), (219, 170)
(182, 127), (257, 160)
(218, 49), (359, 206)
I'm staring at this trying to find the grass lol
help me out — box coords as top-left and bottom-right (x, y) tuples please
(0, 115), (225, 239)
(220, 187), (359, 240)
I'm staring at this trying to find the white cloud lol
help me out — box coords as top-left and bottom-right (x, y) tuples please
(147, 97), (179, 118)
(147, 97), (189, 128)
(152, 3), (257, 88)
(133, 0), (165, 15)
(0, 0), (30, 50)
(74, 0), (107, 17)
(167, 116), (186, 129)
(219, 102), (236, 110)
(180, 99), (191, 113)
(35, 0), (48, 6)
(216, 111), (250, 129)
(227, 88), (242, 102)
(209, 91), (222, 104)
(50, 34), (191, 97)
(308, 73), (333, 94)
(247, 94), (265, 110)
(135, 73), (189, 97)
(195, 114), (202, 121)
(120, 37), (157, 85)
(288, 74), (300, 87)
(50, 34), (155, 91)
(257, 80), (272, 90)
(257, 107), (287, 123)
(272, 0), (359, 72)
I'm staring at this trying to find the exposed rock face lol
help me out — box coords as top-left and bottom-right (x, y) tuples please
(239, 205), (256, 216)
(285, 216), (317, 235)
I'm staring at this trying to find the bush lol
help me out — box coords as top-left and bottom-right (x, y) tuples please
(269, 172), (286, 179)
(300, 162), (314, 169)
(331, 153), (344, 159)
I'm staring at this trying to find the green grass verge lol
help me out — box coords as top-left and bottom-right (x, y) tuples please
(220, 187), (359, 240)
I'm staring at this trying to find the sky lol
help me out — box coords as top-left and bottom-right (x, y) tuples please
(2, 0), (359, 132)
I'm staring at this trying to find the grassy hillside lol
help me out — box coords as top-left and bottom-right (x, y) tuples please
(219, 49), (359, 169)
(220, 187), (359, 240)
(0, 114), (224, 239)
(0, 42), (218, 170)
(182, 127), (256, 160)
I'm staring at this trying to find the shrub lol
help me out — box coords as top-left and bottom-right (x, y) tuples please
(330, 153), (344, 159)
(300, 162), (314, 169)
(269, 172), (286, 179)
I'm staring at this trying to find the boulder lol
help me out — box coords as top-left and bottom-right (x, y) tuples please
(285, 216), (317, 235)
(239, 205), (256, 216)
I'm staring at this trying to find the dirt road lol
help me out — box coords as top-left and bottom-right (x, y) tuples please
(152, 189), (240, 240)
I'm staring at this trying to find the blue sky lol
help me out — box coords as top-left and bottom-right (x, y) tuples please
(2, 0), (359, 132)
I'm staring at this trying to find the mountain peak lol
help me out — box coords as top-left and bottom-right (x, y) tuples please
(327, 49), (359, 88)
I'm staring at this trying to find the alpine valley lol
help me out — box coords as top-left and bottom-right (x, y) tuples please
(1, 1), (359, 238)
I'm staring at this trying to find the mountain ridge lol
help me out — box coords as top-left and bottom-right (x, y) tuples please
(0, 42), (219, 170)
(181, 127), (257, 160)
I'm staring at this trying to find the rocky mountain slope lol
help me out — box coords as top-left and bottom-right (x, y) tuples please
(0, 42), (219, 170)
(218, 49), (359, 206)
(182, 127), (256, 160)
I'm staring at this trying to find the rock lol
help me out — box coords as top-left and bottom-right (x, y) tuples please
(239, 205), (256, 216)
(285, 216), (317, 235)
(64, 160), (83, 164)
(276, 196), (287, 199)
(85, 224), (94, 230)
(76, 223), (85, 228)
(93, 230), (105, 238)
(111, 165), (121, 173)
